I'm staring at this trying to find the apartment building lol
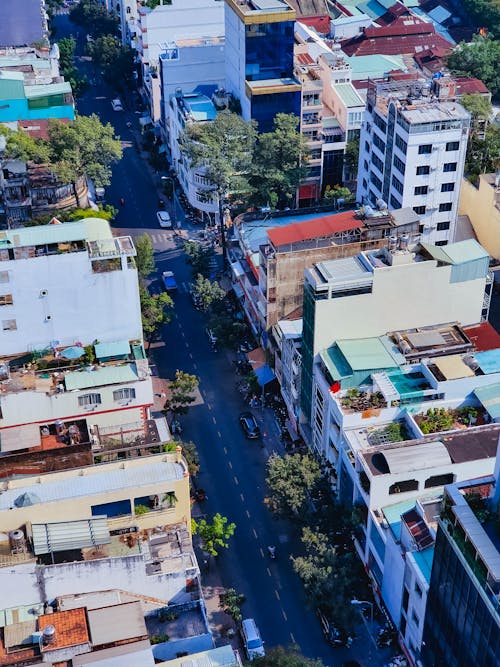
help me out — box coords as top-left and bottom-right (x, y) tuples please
(0, 218), (157, 459)
(421, 472), (500, 667)
(224, 0), (301, 132)
(301, 239), (491, 423)
(356, 77), (470, 244)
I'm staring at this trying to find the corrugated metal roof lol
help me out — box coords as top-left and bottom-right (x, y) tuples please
(24, 82), (72, 98)
(3, 619), (37, 649)
(334, 82), (365, 108)
(382, 441), (451, 474)
(336, 337), (399, 371)
(320, 345), (353, 382)
(0, 219), (112, 248)
(267, 210), (364, 247)
(433, 354), (475, 380)
(73, 641), (155, 667)
(475, 349), (500, 375)
(411, 546), (435, 584)
(64, 364), (138, 391)
(474, 382), (500, 420)
(159, 645), (239, 667)
(346, 54), (407, 80)
(0, 458), (185, 510)
(87, 602), (147, 646)
(421, 239), (489, 264)
(94, 340), (131, 359)
(32, 517), (110, 555)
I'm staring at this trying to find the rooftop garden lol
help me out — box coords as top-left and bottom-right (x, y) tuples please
(415, 407), (486, 435)
(367, 421), (411, 446)
(340, 388), (387, 413)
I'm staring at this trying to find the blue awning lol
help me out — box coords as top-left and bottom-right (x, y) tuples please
(94, 340), (131, 359)
(255, 364), (276, 387)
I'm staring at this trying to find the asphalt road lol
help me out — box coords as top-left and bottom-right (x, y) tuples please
(53, 14), (395, 666)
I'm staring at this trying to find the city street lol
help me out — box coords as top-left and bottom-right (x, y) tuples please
(54, 13), (395, 666)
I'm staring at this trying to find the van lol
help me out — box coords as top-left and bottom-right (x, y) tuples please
(241, 618), (265, 661)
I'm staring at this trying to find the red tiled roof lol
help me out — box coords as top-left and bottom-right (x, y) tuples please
(341, 31), (452, 56)
(454, 76), (490, 96)
(464, 322), (500, 352)
(377, 1), (412, 26)
(364, 17), (434, 38)
(297, 52), (315, 66)
(39, 609), (89, 651)
(267, 210), (364, 247)
(298, 15), (331, 33)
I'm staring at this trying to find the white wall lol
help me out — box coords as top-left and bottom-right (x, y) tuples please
(160, 43), (225, 101)
(381, 527), (405, 625)
(312, 260), (485, 355)
(0, 252), (142, 356)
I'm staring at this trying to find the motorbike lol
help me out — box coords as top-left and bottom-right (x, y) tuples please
(267, 545), (276, 559)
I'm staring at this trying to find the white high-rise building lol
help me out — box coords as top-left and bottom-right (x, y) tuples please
(356, 78), (470, 245)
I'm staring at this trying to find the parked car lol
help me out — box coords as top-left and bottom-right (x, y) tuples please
(241, 618), (265, 661)
(239, 412), (260, 439)
(111, 98), (123, 111)
(156, 210), (172, 228)
(162, 270), (177, 291)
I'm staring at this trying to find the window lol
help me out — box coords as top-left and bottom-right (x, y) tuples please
(435, 240), (448, 246)
(373, 134), (385, 153)
(0, 272), (9, 284)
(413, 205), (426, 215)
(415, 582), (423, 598)
(418, 144), (432, 154)
(392, 175), (404, 195)
(370, 172), (382, 191)
(443, 162), (457, 172)
(372, 154), (384, 173)
(374, 114), (387, 133)
(78, 393), (102, 407)
(0, 294), (13, 306)
(2, 319), (16, 331)
(390, 194), (401, 208)
(411, 610), (420, 627)
(363, 160), (369, 171)
(395, 134), (407, 153)
(414, 185), (428, 195)
(416, 165), (430, 175)
(446, 141), (459, 151)
(441, 182), (455, 192)
(113, 388), (136, 401)
(393, 155), (405, 174)
(362, 178), (367, 189)
(437, 221), (450, 231)
(439, 202), (453, 212)
(364, 141), (370, 153)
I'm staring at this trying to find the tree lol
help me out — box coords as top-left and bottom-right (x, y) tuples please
(0, 126), (50, 164)
(191, 513), (236, 557)
(47, 115), (122, 200)
(180, 440), (200, 477)
(181, 110), (257, 263)
(266, 453), (321, 519)
(207, 312), (246, 349)
(461, 1), (500, 39)
(184, 240), (213, 277)
(164, 370), (199, 418)
(219, 588), (246, 624)
(466, 123), (500, 176)
(139, 286), (173, 349)
(192, 273), (226, 312)
(344, 137), (360, 181)
(321, 185), (352, 206)
(87, 35), (135, 88)
(57, 37), (88, 98)
(254, 646), (324, 667)
(250, 113), (309, 210)
(135, 234), (155, 278)
(447, 35), (500, 98)
(70, 0), (119, 37)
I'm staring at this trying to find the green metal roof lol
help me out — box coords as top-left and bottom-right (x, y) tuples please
(0, 219), (113, 248)
(320, 345), (353, 382)
(474, 382), (500, 420)
(0, 56), (51, 69)
(0, 71), (24, 100)
(346, 54), (407, 80)
(94, 340), (131, 359)
(334, 83), (365, 108)
(322, 116), (341, 128)
(24, 81), (72, 98)
(336, 337), (400, 371)
(421, 239), (489, 265)
(64, 363), (138, 391)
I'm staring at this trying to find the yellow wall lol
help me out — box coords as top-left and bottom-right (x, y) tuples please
(0, 453), (191, 534)
(459, 176), (500, 260)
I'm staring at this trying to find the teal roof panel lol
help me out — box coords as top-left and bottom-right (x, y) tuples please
(320, 346), (353, 382)
(474, 382), (500, 419)
(0, 219), (112, 248)
(24, 81), (72, 98)
(336, 337), (400, 371)
(412, 547), (435, 584)
(421, 239), (489, 265)
(94, 340), (131, 359)
(64, 364), (138, 391)
(334, 83), (365, 108)
(475, 350), (500, 376)
(382, 499), (417, 541)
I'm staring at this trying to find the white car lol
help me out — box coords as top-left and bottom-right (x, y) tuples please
(111, 98), (123, 111)
(156, 211), (172, 228)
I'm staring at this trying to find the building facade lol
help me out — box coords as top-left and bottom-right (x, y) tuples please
(356, 77), (469, 244)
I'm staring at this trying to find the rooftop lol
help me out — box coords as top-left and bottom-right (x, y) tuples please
(159, 645), (241, 667)
(87, 602), (147, 647)
(0, 455), (186, 511)
(346, 53), (407, 81)
(73, 640), (155, 667)
(336, 337), (401, 372)
(463, 323), (500, 353)
(267, 209), (365, 248)
(175, 92), (217, 122)
(474, 382), (500, 421)
(38, 608), (89, 651)
(226, 0), (296, 20)
(400, 100), (470, 124)
(0, 219), (113, 248)
(334, 82), (365, 108)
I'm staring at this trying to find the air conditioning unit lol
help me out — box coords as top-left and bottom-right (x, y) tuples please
(45, 314), (52, 321)
(40, 289), (48, 297)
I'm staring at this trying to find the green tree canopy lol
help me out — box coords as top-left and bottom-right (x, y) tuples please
(164, 370), (199, 418)
(461, 1), (500, 39)
(192, 513), (236, 557)
(207, 312), (246, 349)
(461, 93), (493, 121)
(135, 234), (155, 278)
(57, 37), (88, 98)
(250, 113), (309, 210)
(254, 646), (324, 667)
(184, 240), (213, 277)
(321, 185), (352, 205)
(70, 0), (119, 37)
(266, 453), (321, 518)
(219, 588), (246, 624)
(192, 273), (226, 312)
(0, 126), (50, 164)
(87, 35), (135, 87)
(465, 123), (500, 176)
(47, 115), (122, 188)
(447, 35), (500, 98)
(343, 137), (360, 181)
(139, 286), (173, 348)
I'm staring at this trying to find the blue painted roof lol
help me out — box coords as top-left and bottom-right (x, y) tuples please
(476, 349), (500, 375)
(183, 94), (217, 121)
(382, 499), (417, 541)
(412, 547), (435, 584)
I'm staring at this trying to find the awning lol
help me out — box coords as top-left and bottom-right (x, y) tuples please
(254, 364), (276, 387)
(31, 517), (111, 555)
(247, 347), (266, 369)
(94, 340), (131, 359)
(0, 423), (41, 452)
(65, 364), (138, 391)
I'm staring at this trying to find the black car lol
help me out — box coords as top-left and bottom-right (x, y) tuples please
(239, 412), (261, 439)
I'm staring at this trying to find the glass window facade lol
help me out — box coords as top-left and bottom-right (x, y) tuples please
(251, 89), (301, 133)
(300, 282), (316, 421)
(245, 21), (294, 81)
(422, 525), (500, 667)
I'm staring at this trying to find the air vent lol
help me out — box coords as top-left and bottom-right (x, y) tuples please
(40, 289), (48, 297)
(45, 314), (52, 321)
